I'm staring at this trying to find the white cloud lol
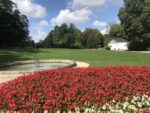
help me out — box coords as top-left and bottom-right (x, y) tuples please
(32, 20), (49, 42)
(93, 21), (108, 27)
(100, 28), (107, 35)
(68, 0), (109, 10)
(100, 28), (110, 35)
(51, 8), (92, 26)
(12, 0), (47, 18)
(68, 0), (123, 10)
(32, 30), (47, 42)
(35, 20), (49, 29)
(115, 20), (121, 24)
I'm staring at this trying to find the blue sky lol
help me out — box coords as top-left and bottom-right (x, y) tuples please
(12, 0), (124, 42)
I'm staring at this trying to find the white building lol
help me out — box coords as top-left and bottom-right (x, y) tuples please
(108, 38), (130, 51)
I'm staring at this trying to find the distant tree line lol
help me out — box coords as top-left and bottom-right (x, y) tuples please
(1, 0), (150, 51)
(41, 0), (150, 50)
(40, 23), (104, 49)
(0, 0), (33, 48)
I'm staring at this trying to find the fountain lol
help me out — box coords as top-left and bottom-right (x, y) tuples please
(0, 59), (76, 73)
(0, 59), (76, 84)
(34, 57), (41, 70)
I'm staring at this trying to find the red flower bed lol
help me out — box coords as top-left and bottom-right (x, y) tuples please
(140, 110), (150, 113)
(0, 66), (150, 112)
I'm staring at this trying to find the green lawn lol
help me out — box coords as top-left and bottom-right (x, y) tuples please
(0, 48), (150, 66)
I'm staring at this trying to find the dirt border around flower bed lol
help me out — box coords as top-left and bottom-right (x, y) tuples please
(0, 59), (89, 84)
(75, 61), (90, 68)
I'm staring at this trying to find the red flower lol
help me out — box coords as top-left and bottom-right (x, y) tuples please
(0, 66), (149, 112)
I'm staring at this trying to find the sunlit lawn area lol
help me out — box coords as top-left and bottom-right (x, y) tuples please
(0, 48), (150, 66)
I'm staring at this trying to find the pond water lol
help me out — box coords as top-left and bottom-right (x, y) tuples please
(0, 62), (67, 72)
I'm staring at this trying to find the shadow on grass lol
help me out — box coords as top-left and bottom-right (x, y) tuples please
(0, 49), (52, 54)
(0, 49), (53, 63)
(9, 49), (39, 53)
(31, 49), (52, 53)
(0, 54), (30, 63)
(0, 49), (31, 53)
(0, 49), (35, 64)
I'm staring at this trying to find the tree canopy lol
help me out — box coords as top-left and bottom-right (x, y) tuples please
(44, 23), (82, 48)
(0, 0), (30, 48)
(118, 0), (150, 50)
(109, 23), (127, 39)
(43, 24), (104, 49)
(83, 28), (104, 48)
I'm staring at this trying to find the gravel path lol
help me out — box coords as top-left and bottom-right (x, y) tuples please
(139, 51), (150, 53)
(75, 61), (90, 68)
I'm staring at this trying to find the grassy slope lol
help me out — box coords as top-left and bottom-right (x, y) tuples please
(0, 48), (150, 66)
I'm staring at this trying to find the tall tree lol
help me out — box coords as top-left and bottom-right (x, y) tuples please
(103, 34), (112, 47)
(43, 31), (54, 48)
(118, 0), (150, 50)
(83, 28), (104, 48)
(66, 23), (75, 48)
(44, 23), (82, 48)
(109, 23), (127, 39)
(0, 0), (30, 48)
(73, 28), (82, 48)
(52, 26), (62, 48)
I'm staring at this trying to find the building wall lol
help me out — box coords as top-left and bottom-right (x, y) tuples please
(108, 43), (128, 51)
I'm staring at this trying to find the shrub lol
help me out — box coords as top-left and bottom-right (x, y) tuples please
(0, 66), (150, 112)
(105, 46), (110, 50)
(128, 42), (148, 51)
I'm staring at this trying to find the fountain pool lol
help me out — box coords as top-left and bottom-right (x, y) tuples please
(0, 59), (76, 73)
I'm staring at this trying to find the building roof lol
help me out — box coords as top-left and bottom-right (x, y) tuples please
(108, 38), (128, 44)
